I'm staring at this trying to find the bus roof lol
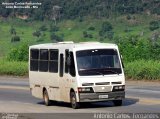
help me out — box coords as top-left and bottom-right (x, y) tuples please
(29, 41), (118, 50)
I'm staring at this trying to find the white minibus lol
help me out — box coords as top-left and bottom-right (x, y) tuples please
(29, 41), (125, 109)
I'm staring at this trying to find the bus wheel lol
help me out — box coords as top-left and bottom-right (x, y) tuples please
(43, 90), (51, 106)
(70, 92), (80, 109)
(113, 100), (122, 106)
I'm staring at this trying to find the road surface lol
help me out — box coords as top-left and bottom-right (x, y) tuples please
(0, 76), (160, 119)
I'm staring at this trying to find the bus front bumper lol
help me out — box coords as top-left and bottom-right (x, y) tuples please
(78, 91), (125, 102)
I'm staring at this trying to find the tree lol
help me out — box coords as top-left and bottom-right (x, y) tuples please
(39, 25), (47, 31)
(10, 27), (16, 35)
(99, 21), (113, 39)
(51, 6), (62, 25)
(32, 31), (41, 38)
(101, 21), (113, 32)
(50, 32), (63, 42)
(11, 36), (20, 42)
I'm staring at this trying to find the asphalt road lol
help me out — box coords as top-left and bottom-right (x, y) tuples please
(0, 76), (160, 119)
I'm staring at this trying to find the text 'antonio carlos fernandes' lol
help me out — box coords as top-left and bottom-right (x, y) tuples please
(2, 2), (41, 6)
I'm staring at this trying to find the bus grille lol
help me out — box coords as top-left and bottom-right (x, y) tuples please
(95, 82), (110, 85)
(93, 86), (112, 92)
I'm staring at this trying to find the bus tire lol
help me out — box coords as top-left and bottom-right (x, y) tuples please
(113, 100), (122, 106)
(43, 90), (51, 106)
(70, 92), (80, 109)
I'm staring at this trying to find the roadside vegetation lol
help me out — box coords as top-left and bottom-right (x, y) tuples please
(0, 0), (160, 80)
(0, 59), (28, 76)
(125, 60), (160, 80)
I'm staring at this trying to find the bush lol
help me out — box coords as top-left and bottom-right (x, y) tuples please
(50, 32), (63, 42)
(50, 24), (59, 32)
(126, 15), (131, 20)
(149, 21), (159, 31)
(88, 26), (95, 31)
(83, 31), (88, 38)
(124, 27), (132, 32)
(99, 21), (113, 37)
(10, 27), (16, 35)
(125, 60), (160, 80)
(83, 31), (93, 38)
(11, 36), (20, 42)
(7, 43), (29, 61)
(152, 7), (160, 15)
(0, 59), (28, 76)
(32, 30), (41, 37)
(39, 25), (47, 31)
(101, 21), (113, 32)
(117, 36), (152, 62)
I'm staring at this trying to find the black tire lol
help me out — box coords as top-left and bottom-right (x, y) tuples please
(113, 100), (122, 106)
(43, 90), (51, 106)
(70, 92), (80, 109)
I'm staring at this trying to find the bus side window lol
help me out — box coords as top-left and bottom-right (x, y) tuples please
(30, 49), (39, 71)
(39, 49), (49, 72)
(49, 49), (59, 73)
(65, 49), (69, 73)
(60, 54), (64, 77)
(69, 52), (76, 77)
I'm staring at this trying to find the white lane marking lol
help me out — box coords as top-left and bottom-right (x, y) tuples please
(127, 88), (160, 94)
(0, 85), (29, 90)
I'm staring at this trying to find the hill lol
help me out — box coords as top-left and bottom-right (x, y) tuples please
(0, 0), (160, 20)
(0, 0), (160, 79)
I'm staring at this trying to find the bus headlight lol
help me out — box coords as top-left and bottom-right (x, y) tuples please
(113, 85), (125, 92)
(78, 87), (94, 93)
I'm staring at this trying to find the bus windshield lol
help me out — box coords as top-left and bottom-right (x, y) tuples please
(76, 49), (122, 76)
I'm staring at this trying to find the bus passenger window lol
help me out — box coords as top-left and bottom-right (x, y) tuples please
(60, 54), (64, 77)
(65, 49), (69, 73)
(30, 49), (39, 71)
(39, 49), (48, 72)
(69, 52), (76, 77)
(49, 49), (59, 73)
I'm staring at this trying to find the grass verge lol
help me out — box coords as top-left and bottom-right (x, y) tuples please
(125, 60), (160, 80)
(0, 59), (159, 80)
(0, 59), (28, 76)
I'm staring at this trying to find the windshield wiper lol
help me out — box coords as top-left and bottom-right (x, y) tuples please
(103, 69), (119, 75)
(79, 69), (104, 76)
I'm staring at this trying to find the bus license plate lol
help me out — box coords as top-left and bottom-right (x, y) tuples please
(99, 95), (108, 99)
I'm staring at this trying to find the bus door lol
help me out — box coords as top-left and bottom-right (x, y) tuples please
(59, 50), (76, 102)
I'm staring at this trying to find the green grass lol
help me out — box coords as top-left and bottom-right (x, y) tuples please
(0, 14), (159, 57)
(0, 19), (51, 56)
(0, 15), (160, 79)
(125, 60), (160, 80)
(0, 59), (28, 76)
(0, 58), (160, 80)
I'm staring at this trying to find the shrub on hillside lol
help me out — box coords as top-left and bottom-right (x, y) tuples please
(11, 36), (20, 42)
(100, 21), (113, 33)
(50, 24), (59, 32)
(7, 43), (29, 61)
(50, 32), (63, 42)
(88, 26), (95, 31)
(126, 15), (131, 20)
(117, 36), (151, 62)
(32, 30), (41, 38)
(149, 21), (159, 31)
(83, 31), (93, 38)
(39, 25), (47, 31)
(99, 21), (113, 39)
(10, 27), (16, 35)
